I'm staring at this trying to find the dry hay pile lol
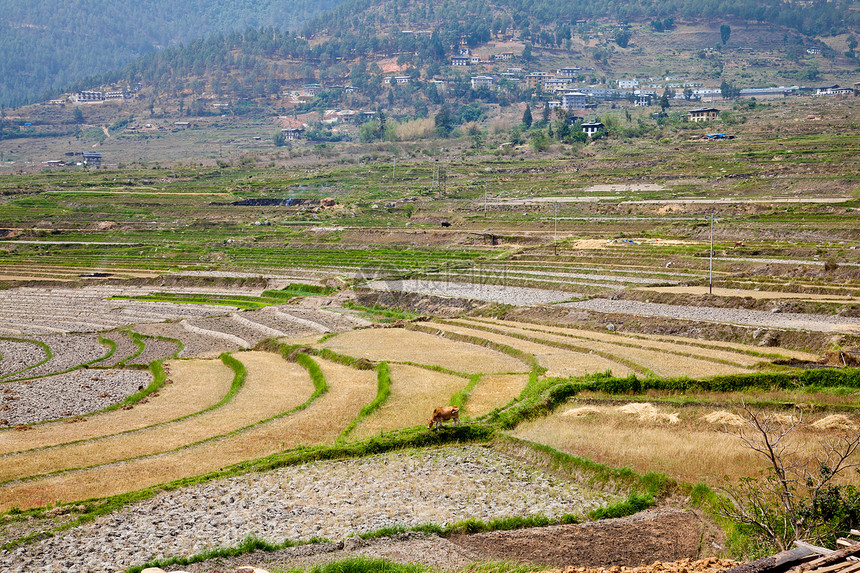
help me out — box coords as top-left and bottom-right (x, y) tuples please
(561, 406), (601, 417)
(545, 557), (740, 573)
(701, 410), (745, 427)
(811, 414), (857, 432)
(617, 403), (680, 424)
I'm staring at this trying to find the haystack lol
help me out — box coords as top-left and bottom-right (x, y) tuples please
(618, 402), (679, 424)
(811, 414), (856, 432)
(702, 410), (745, 427)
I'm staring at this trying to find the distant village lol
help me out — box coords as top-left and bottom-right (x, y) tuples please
(34, 35), (860, 162)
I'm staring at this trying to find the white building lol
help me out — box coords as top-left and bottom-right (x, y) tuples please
(471, 75), (494, 89)
(618, 79), (639, 89)
(561, 92), (587, 110)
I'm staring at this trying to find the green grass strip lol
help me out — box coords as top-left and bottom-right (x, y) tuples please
(336, 362), (392, 444)
(450, 374), (482, 412)
(0, 336), (52, 380)
(92, 335), (117, 365)
(117, 331), (145, 366)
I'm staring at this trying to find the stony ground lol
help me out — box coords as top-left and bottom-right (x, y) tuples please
(0, 368), (151, 426)
(0, 446), (619, 572)
(124, 507), (732, 573)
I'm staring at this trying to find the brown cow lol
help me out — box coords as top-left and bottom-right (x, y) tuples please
(428, 406), (460, 430)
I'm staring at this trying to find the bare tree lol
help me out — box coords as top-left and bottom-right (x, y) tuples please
(715, 404), (860, 550)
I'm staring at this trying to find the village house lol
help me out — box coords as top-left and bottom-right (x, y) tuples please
(470, 75), (494, 89)
(458, 43), (470, 56)
(492, 52), (514, 61)
(561, 91), (587, 110)
(281, 128), (304, 140)
(302, 83), (323, 96)
(469, 56), (481, 64)
(74, 91), (105, 103)
(173, 121), (190, 129)
(618, 79), (639, 89)
(544, 78), (573, 92)
(688, 108), (720, 122)
(82, 152), (102, 165)
(548, 100), (562, 109)
(581, 122), (604, 137)
(524, 72), (553, 89)
(636, 94), (652, 106)
(451, 56), (470, 67)
(739, 86), (798, 99)
(556, 67), (582, 78)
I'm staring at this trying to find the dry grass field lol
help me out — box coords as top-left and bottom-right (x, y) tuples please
(321, 328), (529, 373)
(466, 374), (531, 417)
(514, 401), (860, 486)
(348, 363), (468, 441)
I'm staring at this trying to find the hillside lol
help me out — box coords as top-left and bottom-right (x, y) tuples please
(0, 0), (344, 108)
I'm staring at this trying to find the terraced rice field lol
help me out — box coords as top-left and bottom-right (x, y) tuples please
(466, 374), (531, 417)
(321, 328), (529, 373)
(347, 364), (468, 441)
(0, 298), (845, 512)
(0, 359), (233, 454)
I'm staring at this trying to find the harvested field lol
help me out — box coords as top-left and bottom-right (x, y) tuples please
(95, 330), (140, 367)
(366, 279), (575, 305)
(133, 321), (239, 358)
(185, 315), (267, 347)
(348, 364), (467, 441)
(0, 339), (47, 378)
(0, 368), (151, 427)
(124, 335), (180, 365)
(10, 333), (109, 379)
(321, 328), (528, 373)
(472, 318), (816, 364)
(539, 352), (632, 378)
(0, 357), (375, 510)
(513, 402), (860, 486)
(0, 286), (231, 336)
(563, 299), (860, 334)
(0, 359), (234, 455)
(0, 351), (311, 484)
(1, 447), (618, 572)
(431, 321), (631, 377)
(466, 374), (530, 417)
(643, 286), (860, 303)
(463, 319), (758, 376)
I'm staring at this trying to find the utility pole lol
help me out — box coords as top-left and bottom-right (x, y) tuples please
(554, 201), (558, 255)
(393, 156), (396, 179)
(484, 180), (487, 217)
(709, 213), (714, 295)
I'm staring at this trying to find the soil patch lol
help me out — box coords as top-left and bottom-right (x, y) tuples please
(448, 507), (723, 568)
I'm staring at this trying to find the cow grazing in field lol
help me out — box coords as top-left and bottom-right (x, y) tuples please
(428, 406), (460, 430)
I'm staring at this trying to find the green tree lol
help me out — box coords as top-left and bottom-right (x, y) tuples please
(522, 104), (532, 128)
(720, 24), (731, 45)
(273, 131), (287, 147)
(72, 107), (84, 123)
(615, 28), (632, 48)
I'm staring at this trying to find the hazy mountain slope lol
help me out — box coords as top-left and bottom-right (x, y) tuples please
(0, 0), (344, 107)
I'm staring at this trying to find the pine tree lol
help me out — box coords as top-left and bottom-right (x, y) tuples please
(522, 104), (532, 128)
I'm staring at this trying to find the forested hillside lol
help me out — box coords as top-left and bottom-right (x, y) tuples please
(301, 0), (859, 47)
(0, 0), (343, 108)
